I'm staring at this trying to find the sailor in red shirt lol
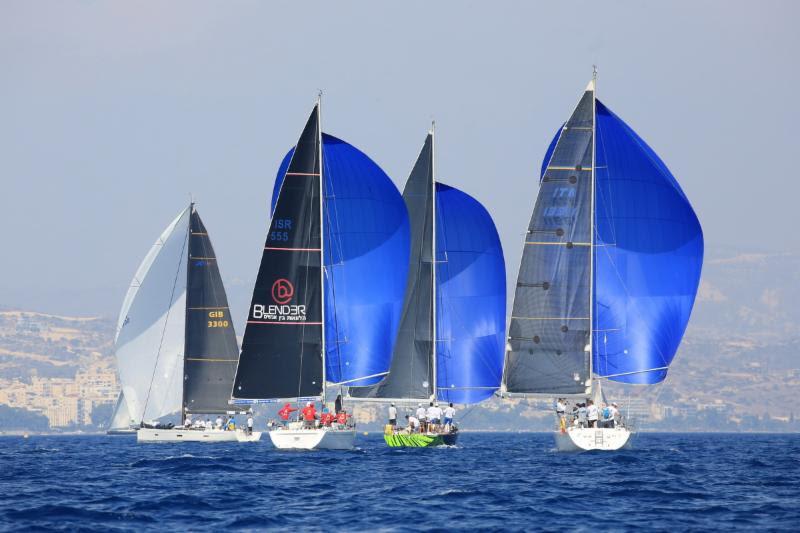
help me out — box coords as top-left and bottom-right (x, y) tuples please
(277, 402), (297, 425)
(319, 409), (334, 427)
(301, 402), (317, 428)
(335, 410), (350, 427)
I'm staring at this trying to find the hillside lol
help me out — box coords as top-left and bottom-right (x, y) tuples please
(0, 247), (798, 432)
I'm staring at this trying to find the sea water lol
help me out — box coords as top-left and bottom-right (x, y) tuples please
(0, 433), (797, 531)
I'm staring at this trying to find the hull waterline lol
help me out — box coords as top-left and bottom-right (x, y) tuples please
(137, 428), (262, 443)
(268, 428), (356, 450)
(554, 427), (631, 452)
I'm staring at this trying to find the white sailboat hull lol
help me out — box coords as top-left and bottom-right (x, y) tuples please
(554, 426), (632, 452)
(268, 427), (355, 450)
(137, 428), (262, 443)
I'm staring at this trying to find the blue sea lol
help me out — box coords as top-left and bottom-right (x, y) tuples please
(0, 433), (798, 531)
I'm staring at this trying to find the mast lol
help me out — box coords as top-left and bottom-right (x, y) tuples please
(430, 121), (437, 402)
(181, 201), (193, 426)
(588, 67), (597, 397)
(318, 93), (327, 404)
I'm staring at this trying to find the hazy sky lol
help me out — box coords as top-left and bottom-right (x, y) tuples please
(1, 1), (798, 317)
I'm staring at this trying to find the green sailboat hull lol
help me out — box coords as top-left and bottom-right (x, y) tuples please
(384, 432), (458, 447)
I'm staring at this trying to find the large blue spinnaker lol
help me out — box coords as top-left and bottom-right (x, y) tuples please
(273, 133), (410, 386)
(435, 183), (506, 404)
(592, 101), (703, 384)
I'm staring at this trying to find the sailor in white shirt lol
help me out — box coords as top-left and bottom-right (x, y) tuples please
(443, 403), (456, 432)
(586, 400), (599, 428)
(405, 415), (420, 433)
(609, 403), (621, 428)
(246, 415), (254, 435)
(427, 402), (442, 432)
(215, 416), (223, 430)
(416, 404), (427, 431)
(556, 399), (567, 431)
(388, 403), (398, 427)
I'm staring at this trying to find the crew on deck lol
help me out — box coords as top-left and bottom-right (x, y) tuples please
(392, 403), (457, 435)
(559, 399), (624, 429)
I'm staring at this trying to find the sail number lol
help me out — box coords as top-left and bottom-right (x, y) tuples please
(207, 310), (229, 328)
(269, 219), (292, 242)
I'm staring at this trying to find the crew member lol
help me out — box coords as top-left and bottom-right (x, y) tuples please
(556, 398), (566, 431)
(586, 400), (598, 428)
(301, 402), (317, 428)
(335, 410), (350, 427)
(278, 403), (297, 425)
(416, 403), (427, 433)
(443, 403), (456, 432)
(388, 403), (397, 428)
(246, 414), (254, 435)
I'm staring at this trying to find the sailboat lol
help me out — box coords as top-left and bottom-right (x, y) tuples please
(350, 127), (507, 448)
(114, 203), (259, 443)
(230, 99), (410, 450)
(106, 391), (135, 435)
(502, 73), (704, 451)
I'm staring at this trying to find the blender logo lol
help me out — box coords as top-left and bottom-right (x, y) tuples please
(252, 278), (306, 322)
(271, 279), (294, 304)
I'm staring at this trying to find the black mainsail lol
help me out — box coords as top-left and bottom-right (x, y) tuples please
(351, 133), (436, 401)
(503, 85), (594, 395)
(183, 207), (241, 415)
(232, 106), (324, 401)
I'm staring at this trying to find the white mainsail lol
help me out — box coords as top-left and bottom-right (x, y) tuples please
(114, 208), (190, 424)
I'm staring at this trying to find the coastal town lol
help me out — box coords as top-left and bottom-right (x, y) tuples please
(1, 274), (798, 434)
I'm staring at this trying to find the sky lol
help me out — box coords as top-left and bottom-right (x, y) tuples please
(1, 1), (798, 318)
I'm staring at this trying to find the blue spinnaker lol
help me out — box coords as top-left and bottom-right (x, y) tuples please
(273, 134), (410, 386)
(592, 101), (703, 384)
(435, 183), (506, 404)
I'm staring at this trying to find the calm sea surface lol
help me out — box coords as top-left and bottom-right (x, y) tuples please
(0, 433), (797, 531)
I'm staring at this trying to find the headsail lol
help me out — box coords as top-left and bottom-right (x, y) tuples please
(270, 134), (410, 387)
(350, 134), (436, 401)
(108, 391), (132, 430)
(183, 207), (241, 413)
(435, 183), (506, 404)
(115, 207), (189, 422)
(504, 85), (595, 395)
(232, 106), (324, 401)
(592, 101), (703, 384)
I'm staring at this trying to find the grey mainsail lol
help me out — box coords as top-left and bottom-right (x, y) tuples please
(350, 134), (435, 401)
(503, 85), (595, 395)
